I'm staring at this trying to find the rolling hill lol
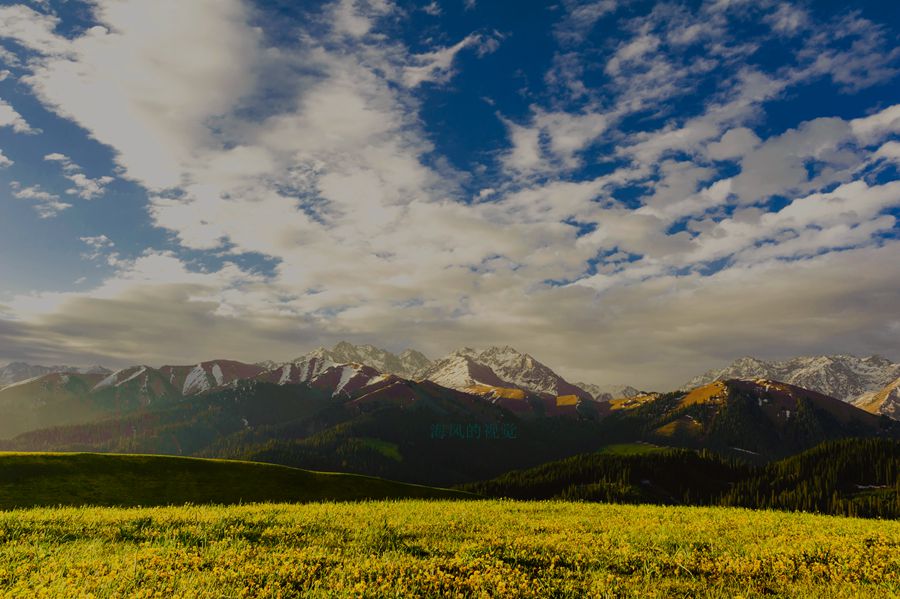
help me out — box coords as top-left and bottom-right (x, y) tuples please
(0, 452), (468, 509)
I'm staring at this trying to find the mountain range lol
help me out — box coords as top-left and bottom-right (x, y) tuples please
(0, 340), (897, 483)
(685, 354), (900, 407)
(4, 346), (900, 422)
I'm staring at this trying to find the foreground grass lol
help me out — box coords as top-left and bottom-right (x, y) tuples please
(1, 501), (898, 598)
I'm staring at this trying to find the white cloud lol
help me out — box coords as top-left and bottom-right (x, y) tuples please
(330, 0), (394, 38)
(10, 181), (71, 218)
(850, 104), (900, 146)
(500, 118), (543, 173)
(0, 97), (36, 133)
(0, 5), (65, 54)
(706, 127), (761, 161)
(499, 109), (610, 174)
(765, 3), (810, 36)
(0, 149), (11, 167)
(79, 235), (120, 264)
(44, 153), (114, 199)
(10, 0), (263, 190)
(555, 0), (618, 44)
(403, 33), (495, 87)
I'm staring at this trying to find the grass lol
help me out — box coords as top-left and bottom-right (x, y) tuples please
(356, 438), (403, 462)
(594, 442), (667, 456)
(0, 500), (897, 597)
(0, 452), (466, 509)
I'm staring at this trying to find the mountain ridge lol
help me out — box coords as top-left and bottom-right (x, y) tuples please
(685, 354), (900, 403)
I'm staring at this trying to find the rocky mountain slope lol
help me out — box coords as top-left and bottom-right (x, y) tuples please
(852, 376), (900, 420)
(685, 355), (900, 402)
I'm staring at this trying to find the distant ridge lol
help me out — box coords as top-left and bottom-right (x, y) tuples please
(685, 355), (900, 402)
(0, 362), (111, 387)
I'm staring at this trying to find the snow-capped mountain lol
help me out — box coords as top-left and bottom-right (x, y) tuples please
(159, 360), (267, 395)
(91, 365), (180, 404)
(419, 346), (591, 399)
(0, 362), (111, 388)
(852, 376), (900, 420)
(416, 350), (511, 391)
(291, 342), (431, 379)
(685, 355), (900, 402)
(256, 357), (385, 397)
(473, 346), (591, 398)
(576, 383), (641, 402)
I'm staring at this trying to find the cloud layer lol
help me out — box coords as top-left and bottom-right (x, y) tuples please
(0, 0), (898, 388)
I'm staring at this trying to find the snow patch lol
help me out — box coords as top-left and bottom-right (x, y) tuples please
(183, 365), (211, 395)
(211, 363), (225, 386)
(93, 371), (123, 391)
(333, 365), (359, 397)
(278, 364), (294, 385)
(730, 447), (760, 455)
(119, 366), (147, 386)
(364, 374), (391, 387)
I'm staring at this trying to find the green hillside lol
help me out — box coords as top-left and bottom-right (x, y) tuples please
(0, 452), (469, 509)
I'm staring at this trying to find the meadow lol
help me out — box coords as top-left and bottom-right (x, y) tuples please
(1, 500), (898, 598)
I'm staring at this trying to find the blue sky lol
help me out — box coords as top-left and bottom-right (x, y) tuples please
(0, 0), (898, 387)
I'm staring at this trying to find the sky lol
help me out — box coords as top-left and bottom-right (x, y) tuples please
(0, 0), (898, 389)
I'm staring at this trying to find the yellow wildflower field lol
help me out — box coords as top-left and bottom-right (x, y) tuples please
(0, 500), (897, 598)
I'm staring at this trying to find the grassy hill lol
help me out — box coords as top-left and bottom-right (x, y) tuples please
(0, 452), (469, 509)
(0, 501), (897, 597)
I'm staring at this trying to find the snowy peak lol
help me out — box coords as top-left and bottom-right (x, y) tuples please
(291, 342), (432, 379)
(685, 354), (900, 402)
(471, 346), (591, 399)
(421, 345), (591, 400)
(417, 354), (509, 391)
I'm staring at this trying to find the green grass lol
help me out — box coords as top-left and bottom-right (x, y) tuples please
(0, 501), (897, 597)
(0, 452), (468, 509)
(594, 442), (668, 456)
(357, 437), (403, 462)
